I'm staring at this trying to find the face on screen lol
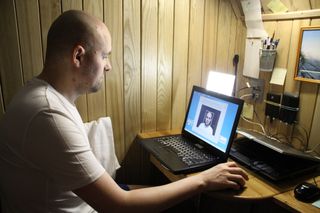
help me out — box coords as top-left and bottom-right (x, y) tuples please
(204, 111), (213, 127)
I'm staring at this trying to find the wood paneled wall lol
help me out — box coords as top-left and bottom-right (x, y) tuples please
(0, 0), (319, 167)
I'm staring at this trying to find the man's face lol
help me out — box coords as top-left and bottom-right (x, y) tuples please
(205, 112), (212, 126)
(81, 25), (112, 93)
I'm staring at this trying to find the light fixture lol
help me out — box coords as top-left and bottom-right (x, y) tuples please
(206, 71), (235, 96)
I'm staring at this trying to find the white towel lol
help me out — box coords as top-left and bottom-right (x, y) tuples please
(84, 117), (120, 179)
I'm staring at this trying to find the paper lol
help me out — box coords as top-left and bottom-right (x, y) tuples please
(267, 0), (288, 13)
(242, 103), (254, 120)
(243, 38), (261, 79)
(270, 68), (287, 85)
(312, 198), (320, 209)
(241, 0), (268, 38)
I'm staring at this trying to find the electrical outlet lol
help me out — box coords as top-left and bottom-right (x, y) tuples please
(249, 78), (264, 102)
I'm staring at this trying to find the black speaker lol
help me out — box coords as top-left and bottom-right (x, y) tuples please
(265, 93), (281, 120)
(279, 93), (299, 124)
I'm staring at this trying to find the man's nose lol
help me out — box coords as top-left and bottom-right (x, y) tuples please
(104, 59), (112, 72)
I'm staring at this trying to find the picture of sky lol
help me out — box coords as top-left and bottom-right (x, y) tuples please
(297, 28), (320, 79)
(301, 30), (320, 60)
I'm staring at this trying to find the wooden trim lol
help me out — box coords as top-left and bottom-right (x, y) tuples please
(239, 9), (320, 21)
(262, 9), (320, 21)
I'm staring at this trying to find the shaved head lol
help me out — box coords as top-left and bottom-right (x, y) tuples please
(39, 10), (112, 102)
(45, 10), (106, 62)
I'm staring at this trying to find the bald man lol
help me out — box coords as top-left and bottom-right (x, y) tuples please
(0, 10), (248, 212)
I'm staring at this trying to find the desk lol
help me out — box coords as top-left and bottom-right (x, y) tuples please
(138, 130), (320, 212)
(273, 177), (320, 213)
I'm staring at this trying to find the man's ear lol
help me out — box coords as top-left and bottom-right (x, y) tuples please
(72, 45), (85, 67)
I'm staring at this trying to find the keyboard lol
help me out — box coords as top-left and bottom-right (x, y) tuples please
(157, 136), (216, 166)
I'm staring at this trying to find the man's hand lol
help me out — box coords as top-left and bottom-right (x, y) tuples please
(199, 162), (249, 191)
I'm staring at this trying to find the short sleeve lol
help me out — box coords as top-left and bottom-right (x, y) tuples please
(24, 110), (105, 191)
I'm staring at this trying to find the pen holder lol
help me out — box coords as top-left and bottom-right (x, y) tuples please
(260, 49), (277, 72)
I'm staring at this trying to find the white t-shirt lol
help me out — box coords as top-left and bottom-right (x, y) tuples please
(0, 78), (105, 212)
(198, 123), (213, 135)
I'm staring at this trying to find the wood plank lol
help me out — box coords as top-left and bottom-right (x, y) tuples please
(235, 20), (248, 129)
(186, 0), (205, 97)
(298, 82), (318, 148)
(311, 0), (320, 9)
(262, 9), (320, 21)
(39, 0), (61, 59)
(234, 20), (247, 96)
(227, 11), (238, 75)
(215, 0), (232, 74)
(62, 0), (83, 10)
(84, 0), (103, 19)
(201, 0), (219, 86)
(122, 0), (141, 182)
(123, 0), (141, 148)
(273, 20), (292, 69)
(15, 0), (43, 81)
(84, 0), (107, 121)
(141, 0), (157, 132)
(104, 0), (125, 162)
(157, 0), (173, 131)
(0, 0), (23, 107)
(284, 19), (310, 94)
(61, 0), (88, 122)
(172, 0), (190, 130)
(309, 88), (320, 150)
(0, 83), (4, 119)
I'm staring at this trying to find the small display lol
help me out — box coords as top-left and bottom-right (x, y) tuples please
(184, 90), (239, 153)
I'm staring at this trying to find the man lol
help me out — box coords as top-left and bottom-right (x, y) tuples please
(198, 111), (214, 135)
(0, 10), (248, 212)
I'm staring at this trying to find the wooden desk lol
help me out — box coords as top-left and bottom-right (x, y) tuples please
(273, 177), (320, 213)
(138, 130), (320, 211)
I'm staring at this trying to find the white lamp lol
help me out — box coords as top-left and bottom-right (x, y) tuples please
(206, 71), (235, 96)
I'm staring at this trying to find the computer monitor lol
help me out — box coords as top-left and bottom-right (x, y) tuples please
(183, 86), (243, 153)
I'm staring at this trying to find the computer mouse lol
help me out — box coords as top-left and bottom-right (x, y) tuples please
(294, 182), (320, 202)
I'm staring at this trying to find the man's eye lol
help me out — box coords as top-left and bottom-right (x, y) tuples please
(103, 54), (111, 59)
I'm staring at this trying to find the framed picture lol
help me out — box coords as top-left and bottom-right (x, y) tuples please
(294, 26), (320, 83)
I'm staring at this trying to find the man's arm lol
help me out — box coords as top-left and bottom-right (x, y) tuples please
(74, 161), (248, 213)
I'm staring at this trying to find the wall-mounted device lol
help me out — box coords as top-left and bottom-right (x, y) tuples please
(279, 93), (299, 124)
(265, 92), (281, 120)
(249, 78), (264, 102)
(264, 92), (299, 125)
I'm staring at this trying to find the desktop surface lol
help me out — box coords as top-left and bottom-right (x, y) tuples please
(138, 131), (318, 198)
(138, 130), (320, 211)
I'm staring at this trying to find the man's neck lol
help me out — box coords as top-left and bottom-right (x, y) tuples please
(37, 69), (79, 105)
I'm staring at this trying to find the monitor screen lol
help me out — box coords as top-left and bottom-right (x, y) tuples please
(183, 87), (242, 153)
